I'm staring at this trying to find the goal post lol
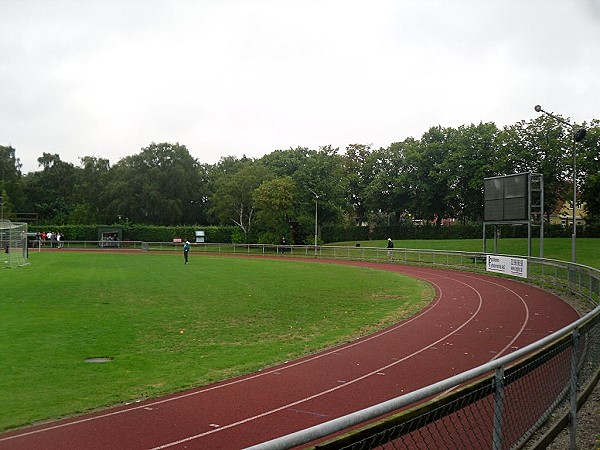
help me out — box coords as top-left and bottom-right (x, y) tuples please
(0, 220), (29, 267)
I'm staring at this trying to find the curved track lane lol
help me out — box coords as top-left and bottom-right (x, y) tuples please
(0, 262), (579, 449)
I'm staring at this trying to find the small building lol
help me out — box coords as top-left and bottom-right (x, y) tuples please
(549, 200), (587, 226)
(98, 227), (122, 248)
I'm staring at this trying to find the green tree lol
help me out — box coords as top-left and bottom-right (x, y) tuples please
(402, 127), (456, 222)
(0, 145), (24, 218)
(209, 162), (272, 241)
(363, 141), (413, 225)
(259, 147), (310, 178)
(105, 143), (202, 225)
(259, 146), (347, 243)
(253, 177), (296, 242)
(69, 156), (111, 224)
(579, 120), (600, 222)
(22, 153), (76, 224)
(342, 143), (374, 225)
(499, 117), (572, 222)
(443, 122), (502, 223)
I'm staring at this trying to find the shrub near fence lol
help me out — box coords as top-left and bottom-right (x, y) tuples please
(322, 223), (599, 243)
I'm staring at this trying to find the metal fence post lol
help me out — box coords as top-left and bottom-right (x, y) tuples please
(492, 366), (505, 450)
(569, 329), (580, 450)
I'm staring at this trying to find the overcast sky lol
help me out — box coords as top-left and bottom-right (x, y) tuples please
(1, 0), (599, 174)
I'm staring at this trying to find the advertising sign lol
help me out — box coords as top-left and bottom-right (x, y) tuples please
(486, 255), (528, 279)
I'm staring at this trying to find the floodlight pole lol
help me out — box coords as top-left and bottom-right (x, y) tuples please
(308, 188), (319, 255)
(534, 105), (586, 263)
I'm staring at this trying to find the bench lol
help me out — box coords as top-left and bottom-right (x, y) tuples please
(470, 255), (487, 264)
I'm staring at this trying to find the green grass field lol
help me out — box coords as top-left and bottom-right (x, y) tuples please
(0, 252), (431, 431)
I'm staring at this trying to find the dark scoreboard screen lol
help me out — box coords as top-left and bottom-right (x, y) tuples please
(484, 173), (529, 222)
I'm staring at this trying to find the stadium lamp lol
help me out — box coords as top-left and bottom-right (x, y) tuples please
(534, 105), (586, 262)
(308, 188), (320, 253)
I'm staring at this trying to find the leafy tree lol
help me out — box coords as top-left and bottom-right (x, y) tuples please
(579, 120), (600, 221)
(70, 156), (111, 224)
(363, 141), (413, 225)
(0, 145), (24, 217)
(443, 122), (501, 223)
(209, 162), (272, 241)
(342, 144), (374, 224)
(259, 147), (311, 178)
(293, 146), (347, 234)
(22, 153), (76, 224)
(253, 177), (296, 241)
(499, 117), (572, 222)
(260, 146), (347, 243)
(403, 127), (456, 222)
(105, 143), (202, 225)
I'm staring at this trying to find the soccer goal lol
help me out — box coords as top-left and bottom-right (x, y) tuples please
(0, 220), (29, 267)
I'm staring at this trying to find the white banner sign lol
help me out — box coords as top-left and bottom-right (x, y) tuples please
(486, 255), (528, 278)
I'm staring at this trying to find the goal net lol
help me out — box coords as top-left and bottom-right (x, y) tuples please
(1, 220), (29, 267)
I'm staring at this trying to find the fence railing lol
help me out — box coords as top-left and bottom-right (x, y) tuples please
(34, 241), (600, 449)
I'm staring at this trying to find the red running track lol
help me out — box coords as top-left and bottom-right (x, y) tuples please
(0, 261), (580, 449)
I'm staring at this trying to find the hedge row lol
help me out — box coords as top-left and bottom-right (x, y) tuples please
(321, 222), (600, 242)
(29, 224), (236, 244)
(29, 222), (599, 244)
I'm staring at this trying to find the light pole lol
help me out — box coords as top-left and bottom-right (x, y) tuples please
(308, 188), (319, 254)
(534, 105), (586, 262)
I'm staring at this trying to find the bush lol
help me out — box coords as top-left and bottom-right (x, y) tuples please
(321, 222), (600, 243)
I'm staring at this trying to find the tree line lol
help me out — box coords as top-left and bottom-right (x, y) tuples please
(1, 115), (599, 244)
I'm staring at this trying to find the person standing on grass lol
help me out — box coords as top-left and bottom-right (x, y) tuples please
(387, 238), (394, 259)
(183, 240), (191, 265)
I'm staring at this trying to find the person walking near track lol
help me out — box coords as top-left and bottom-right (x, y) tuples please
(183, 240), (191, 265)
(387, 238), (394, 259)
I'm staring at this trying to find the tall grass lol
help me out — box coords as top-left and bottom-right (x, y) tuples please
(0, 252), (430, 431)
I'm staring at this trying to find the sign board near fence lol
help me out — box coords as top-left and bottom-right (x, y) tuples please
(486, 255), (528, 278)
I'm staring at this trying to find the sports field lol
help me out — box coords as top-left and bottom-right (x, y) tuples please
(0, 251), (431, 431)
(2, 237), (597, 433)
